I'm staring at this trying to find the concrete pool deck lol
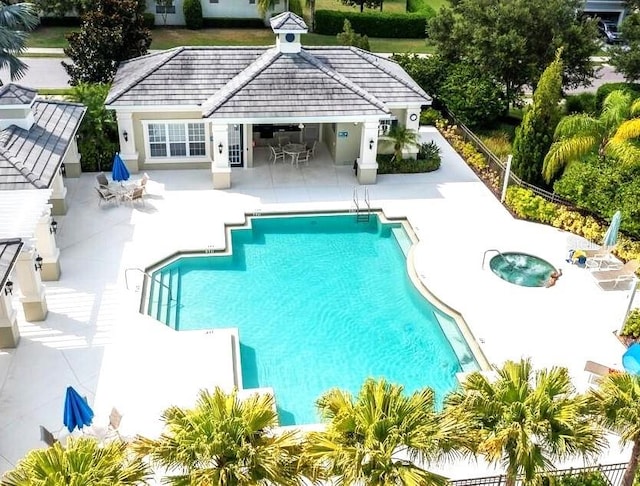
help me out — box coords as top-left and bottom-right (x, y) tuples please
(0, 126), (636, 478)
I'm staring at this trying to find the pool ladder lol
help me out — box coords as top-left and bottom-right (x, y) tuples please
(352, 186), (371, 222)
(482, 249), (505, 269)
(125, 267), (175, 302)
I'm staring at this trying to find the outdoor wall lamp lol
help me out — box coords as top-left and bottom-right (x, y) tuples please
(369, 138), (375, 150)
(50, 220), (58, 234)
(218, 142), (224, 154)
(123, 130), (128, 142)
(4, 280), (13, 295)
(35, 255), (43, 271)
(60, 163), (66, 177)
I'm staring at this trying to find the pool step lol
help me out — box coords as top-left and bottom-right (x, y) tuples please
(391, 227), (412, 257)
(433, 311), (478, 374)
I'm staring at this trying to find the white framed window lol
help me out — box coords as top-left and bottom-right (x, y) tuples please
(378, 118), (397, 136)
(147, 122), (207, 159)
(249, 0), (256, 3)
(156, 1), (176, 13)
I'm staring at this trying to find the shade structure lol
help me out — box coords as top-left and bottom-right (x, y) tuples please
(111, 152), (130, 182)
(63, 386), (94, 433)
(603, 211), (621, 248)
(622, 343), (640, 375)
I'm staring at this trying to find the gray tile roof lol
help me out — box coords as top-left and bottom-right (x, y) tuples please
(106, 45), (431, 117)
(0, 84), (37, 105)
(0, 238), (22, 291)
(270, 11), (308, 32)
(0, 99), (87, 190)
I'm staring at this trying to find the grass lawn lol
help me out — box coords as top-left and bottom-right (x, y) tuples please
(27, 26), (432, 53)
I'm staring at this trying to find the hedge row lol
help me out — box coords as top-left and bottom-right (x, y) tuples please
(377, 154), (440, 174)
(314, 10), (429, 38)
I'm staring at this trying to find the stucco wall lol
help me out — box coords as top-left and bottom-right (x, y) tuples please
(146, 0), (287, 26)
(322, 123), (336, 161)
(334, 122), (362, 165)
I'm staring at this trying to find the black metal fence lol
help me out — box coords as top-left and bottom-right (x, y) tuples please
(442, 109), (574, 207)
(450, 463), (628, 486)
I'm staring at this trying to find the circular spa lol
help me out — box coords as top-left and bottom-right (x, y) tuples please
(489, 252), (556, 287)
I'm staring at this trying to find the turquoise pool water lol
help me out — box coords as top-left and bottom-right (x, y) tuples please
(149, 214), (478, 425)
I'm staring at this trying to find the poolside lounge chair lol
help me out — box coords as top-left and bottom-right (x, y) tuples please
(584, 247), (619, 269)
(39, 425), (58, 447)
(591, 259), (639, 289)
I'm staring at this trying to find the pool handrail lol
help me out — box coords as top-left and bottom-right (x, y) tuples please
(482, 249), (506, 269)
(125, 267), (175, 302)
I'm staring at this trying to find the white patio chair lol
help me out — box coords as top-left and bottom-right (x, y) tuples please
(39, 425), (58, 447)
(95, 187), (118, 207)
(277, 136), (290, 147)
(309, 141), (317, 159)
(294, 150), (311, 167)
(123, 186), (145, 207)
(269, 145), (285, 164)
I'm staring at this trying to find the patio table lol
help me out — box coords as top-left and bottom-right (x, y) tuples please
(282, 143), (306, 164)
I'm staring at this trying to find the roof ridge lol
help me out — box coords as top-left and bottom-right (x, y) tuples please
(348, 47), (430, 100)
(202, 48), (281, 117)
(106, 47), (185, 105)
(298, 49), (389, 113)
(34, 98), (86, 109)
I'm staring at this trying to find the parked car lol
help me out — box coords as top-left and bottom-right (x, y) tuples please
(598, 19), (622, 44)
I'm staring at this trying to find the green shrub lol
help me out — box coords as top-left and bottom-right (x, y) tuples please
(564, 92), (596, 114)
(595, 82), (640, 112)
(142, 12), (155, 29)
(420, 108), (441, 125)
(548, 471), (610, 486)
(183, 0), (203, 29)
(377, 154), (440, 174)
(289, 0), (304, 17)
(621, 309), (640, 339)
(505, 186), (559, 224)
(337, 19), (370, 50)
(202, 18), (266, 28)
(478, 130), (512, 159)
(406, 0), (436, 15)
(314, 10), (429, 38)
(418, 140), (440, 161)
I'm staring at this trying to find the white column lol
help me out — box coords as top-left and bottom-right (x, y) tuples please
(404, 108), (421, 159)
(357, 121), (379, 185)
(34, 208), (61, 281)
(49, 169), (68, 215)
(62, 138), (82, 178)
(116, 111), (139, 173)
(15, 247), (48, 322)
(0, 283), (19, 348)
(211, 123), (231, 189)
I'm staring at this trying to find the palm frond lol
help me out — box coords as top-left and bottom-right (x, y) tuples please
(601, 90), (632, 132)
(612, 118), (640, 142)
(554, 114), (601, 140)
(606, 139), (640, 167)
(542, 135), (598, 182)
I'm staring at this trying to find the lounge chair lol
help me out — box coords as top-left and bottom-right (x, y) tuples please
(95, 187), (117, 207)
(591, 259), (640, 289)
(96, 172), (109, 188)
(584, 247), (618, 269)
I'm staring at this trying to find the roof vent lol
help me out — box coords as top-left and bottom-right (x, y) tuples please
(0, 84), (37, 131)
(270, 11), (308, 53)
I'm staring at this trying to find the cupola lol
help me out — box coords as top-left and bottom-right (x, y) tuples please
(0, 84), (37, 131)
(270, 11), (308, 54)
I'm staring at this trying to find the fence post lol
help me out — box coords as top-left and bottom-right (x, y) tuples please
(501, 155), (512, 203)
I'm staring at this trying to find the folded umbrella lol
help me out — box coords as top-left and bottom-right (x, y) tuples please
(63, 386), (94, 433)
(622, 343), (640, 375)
(112, 152), (130, 183)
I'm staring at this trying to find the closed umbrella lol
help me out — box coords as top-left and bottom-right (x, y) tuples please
(112, 152), (130, 183)
(623, 343), (640, 375)
(603, 211), (621, 249)
(63, 386), (94, 433)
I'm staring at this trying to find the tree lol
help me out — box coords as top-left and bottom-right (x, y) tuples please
(132, 387), (307, 485)
(1, 436), (150, 485)
(512, 50), (564, 186)
(610, 13), (640, 82)
(382, 125), (420, 161)
(62, 0), (151, 85)
(428, 0), (599, 107)
(305, 378), (472, 486)
(0, 2), (39, 86)
(339, 0), (383, 13)
(337, 19), (370, 50)
(31, 0), (92, 17)
(589, 373), (640, 486)
(183, 0), (203, 29)
(67, 83), (118, 172)
(543, 89), (640, 182)
(444, 359), (604, 486)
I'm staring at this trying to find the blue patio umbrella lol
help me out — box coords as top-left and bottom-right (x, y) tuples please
(623, 343), (640, 375)
(63, 386), (94, 433)
(111, 152), (130, 182)
(603, 211), (621, 248)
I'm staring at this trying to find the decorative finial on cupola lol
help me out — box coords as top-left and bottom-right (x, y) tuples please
(270, 11), (308, 53)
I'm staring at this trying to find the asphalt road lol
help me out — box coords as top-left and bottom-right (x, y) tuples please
(0, 57), (629, 92)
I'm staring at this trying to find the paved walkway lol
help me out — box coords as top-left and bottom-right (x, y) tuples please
(0, 127), (634, 479)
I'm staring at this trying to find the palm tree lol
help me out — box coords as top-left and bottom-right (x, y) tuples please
(304, 378), (473, 486)
(0, 2), (39, 86)
(132, 387), (307, 485)
(589, 372), (640, 486)
(445, 359), (605, 486)
(1, 436), (150, 485)
(383, 125), (420, 162)
(542, 90), (640, 182)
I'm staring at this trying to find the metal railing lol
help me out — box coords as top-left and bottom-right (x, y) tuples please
(124, 267), (174, 302)
(442, 109), (574, 207)
(450, 463), (628, 486)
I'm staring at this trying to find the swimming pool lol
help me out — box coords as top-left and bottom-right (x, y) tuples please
(147, 214), (479, 425)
